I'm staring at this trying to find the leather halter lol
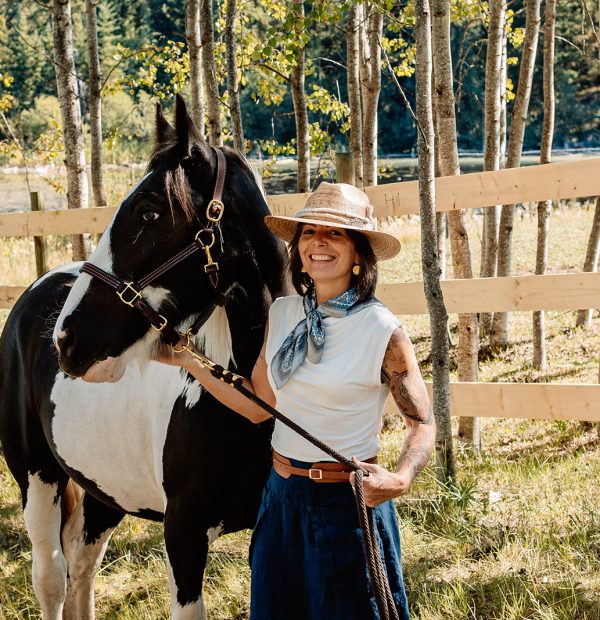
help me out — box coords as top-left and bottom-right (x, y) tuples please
(79, 148), (228, 343)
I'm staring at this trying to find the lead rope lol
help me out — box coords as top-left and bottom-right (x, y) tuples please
(174, 334), (400, 620)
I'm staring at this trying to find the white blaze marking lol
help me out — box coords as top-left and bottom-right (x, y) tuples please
(53, 172), (152, 343)
(54, 218), (115, 343)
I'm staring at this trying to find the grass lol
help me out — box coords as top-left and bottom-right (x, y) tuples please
(0, 202), (598, 618)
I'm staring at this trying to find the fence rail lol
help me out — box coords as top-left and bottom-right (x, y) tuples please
(1, 157), (599, 236)
(1, 158), (599, 422)
(385, 383), (600, 421)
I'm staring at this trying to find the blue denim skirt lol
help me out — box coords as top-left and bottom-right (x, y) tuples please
(249, 462), (410, 620)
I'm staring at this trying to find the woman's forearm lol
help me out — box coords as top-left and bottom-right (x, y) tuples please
(395, 420), (436, 484)
(183, 358), (273, 424)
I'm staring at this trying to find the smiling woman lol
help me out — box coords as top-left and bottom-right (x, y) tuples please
(157, 181), (436, 620)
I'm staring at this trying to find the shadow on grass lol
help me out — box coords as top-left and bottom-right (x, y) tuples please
(490, 357), (592, 383)
(407, 572), (600, 620)
(486, 426), (600, 463)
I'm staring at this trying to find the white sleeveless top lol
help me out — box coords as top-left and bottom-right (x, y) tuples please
(266, 295), (399, 462)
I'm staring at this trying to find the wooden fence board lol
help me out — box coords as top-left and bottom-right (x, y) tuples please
(3, 273), (598, 313)
(377, 272), (600, 314)
(0, 286), (27, 309)
(385, 383), (600, 422)
(0, 207), (115, 237)
(2, 158), (599, 236)
(267, 157), (600, 217)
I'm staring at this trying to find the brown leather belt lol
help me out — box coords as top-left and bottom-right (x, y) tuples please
(272, 450), (377, 484)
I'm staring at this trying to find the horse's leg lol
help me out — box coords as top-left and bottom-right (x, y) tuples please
(22, 472), (69, 620)
(164, 502), (218, 620)
(61, 487), (124, 620)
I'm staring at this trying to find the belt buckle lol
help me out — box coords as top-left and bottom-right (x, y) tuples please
(308, 468), (323, 480)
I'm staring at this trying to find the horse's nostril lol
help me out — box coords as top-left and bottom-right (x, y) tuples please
(56, 327), (75, 357)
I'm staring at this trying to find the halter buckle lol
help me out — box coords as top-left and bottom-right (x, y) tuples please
(151, 314), (168, 332)
(206, 199), (224, 222)
(117, 282), (142, 307)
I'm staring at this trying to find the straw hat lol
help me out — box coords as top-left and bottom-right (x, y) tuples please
(264, 182), (401, 260)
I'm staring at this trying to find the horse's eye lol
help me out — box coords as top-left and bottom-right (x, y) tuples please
(142, 211), (160, 222)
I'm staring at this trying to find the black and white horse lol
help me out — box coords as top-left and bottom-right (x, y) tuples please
(0, 96), (286, 619)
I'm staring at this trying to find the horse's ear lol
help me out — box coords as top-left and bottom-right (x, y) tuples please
(155, 102), (175, 145)
(174, 93), (211, 161)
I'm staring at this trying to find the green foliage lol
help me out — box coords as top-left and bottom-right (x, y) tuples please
(0, 0), (598, 166)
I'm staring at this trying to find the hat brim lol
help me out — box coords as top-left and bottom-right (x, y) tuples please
(264, 214), (401, 261)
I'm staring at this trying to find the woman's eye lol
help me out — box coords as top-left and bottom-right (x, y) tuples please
(142, 211), (160, 222)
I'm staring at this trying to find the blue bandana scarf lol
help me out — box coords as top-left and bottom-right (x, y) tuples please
(271, 287), (381, 389)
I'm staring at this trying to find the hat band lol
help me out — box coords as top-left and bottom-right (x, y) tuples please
(294, 207), (376, 230)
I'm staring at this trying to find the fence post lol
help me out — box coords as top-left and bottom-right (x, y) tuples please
(335, 152), (354, 185)
(30, 192), (48, 278)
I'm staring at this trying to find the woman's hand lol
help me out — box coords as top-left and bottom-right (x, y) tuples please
(153, 340), (194, 369)
(349, 457), (410, 508)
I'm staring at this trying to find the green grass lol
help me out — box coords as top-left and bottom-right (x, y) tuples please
(0, 202), (598, 618)
(1, 421), (599, 619)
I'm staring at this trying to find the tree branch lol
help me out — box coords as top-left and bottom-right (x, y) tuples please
(377, 34), (427, 146)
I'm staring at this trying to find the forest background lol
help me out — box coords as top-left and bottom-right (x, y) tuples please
(1, 0), (598, 171)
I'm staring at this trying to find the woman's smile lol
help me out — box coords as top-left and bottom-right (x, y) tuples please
(298, 224), (357, 302)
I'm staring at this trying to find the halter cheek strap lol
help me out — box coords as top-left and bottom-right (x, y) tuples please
(79, 147), (228, 342)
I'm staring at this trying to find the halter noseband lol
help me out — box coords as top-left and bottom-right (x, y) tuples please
(79, 147), (228, 344)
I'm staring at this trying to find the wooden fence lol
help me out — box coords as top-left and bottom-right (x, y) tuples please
(1, 157), (599, 422)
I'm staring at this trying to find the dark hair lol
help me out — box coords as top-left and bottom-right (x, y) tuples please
(287, 224), (378, 302)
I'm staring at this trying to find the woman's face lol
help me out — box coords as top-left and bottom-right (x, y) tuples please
(297, 224), (358, 288)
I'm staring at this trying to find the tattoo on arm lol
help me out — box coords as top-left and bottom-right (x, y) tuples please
(385, 369), (434, 425)
(397, 429), (434, 479)
(381, 328), (435, 481)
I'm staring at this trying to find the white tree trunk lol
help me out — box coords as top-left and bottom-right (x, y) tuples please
(186, 0), (205, 135)
(200, 0), (222, 145)
(52, 0), (89, 261)
(225, 0), (245, 154)
(432, 0), (480, 450)
(576, 197), (600, 327)
(533, 0), (556, 370)
(480, 0), (506, 336)
(85, 0), (106, 209)
(416, 0), (455, 483)
(291, 0), (310, 193)
(359, 2), (383, 187)
(492, 0), (542, 348)
(347, 4), (364, 186)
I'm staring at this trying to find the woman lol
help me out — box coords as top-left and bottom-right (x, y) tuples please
(157, 182), (435, 619)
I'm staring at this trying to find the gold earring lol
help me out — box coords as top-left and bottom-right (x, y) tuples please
(301, 266), (307, 273)
(352, 263), (361, 276)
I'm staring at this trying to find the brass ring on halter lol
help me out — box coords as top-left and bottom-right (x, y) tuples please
(195, 229), (216, 249)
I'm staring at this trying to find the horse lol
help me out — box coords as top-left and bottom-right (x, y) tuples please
(0, 94), (287, 619)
